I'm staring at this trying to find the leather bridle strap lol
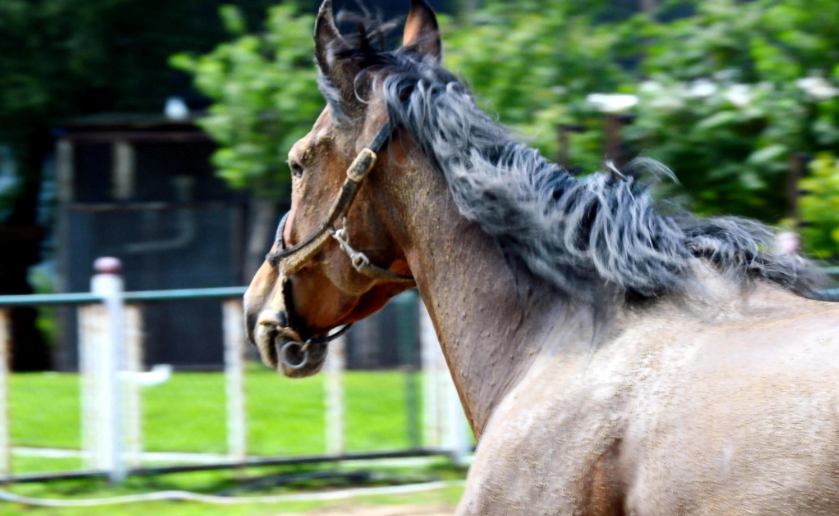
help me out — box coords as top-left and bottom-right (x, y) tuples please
(267, 121), (414, 284)
(264, 121), (414, 370)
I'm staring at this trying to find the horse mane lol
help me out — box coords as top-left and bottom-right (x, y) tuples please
(318, 14), (824, 302)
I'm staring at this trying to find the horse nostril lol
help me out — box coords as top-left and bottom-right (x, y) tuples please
(278, 310), (289, 328)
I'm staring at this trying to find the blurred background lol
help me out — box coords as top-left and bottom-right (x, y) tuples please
(1, 0), (838, 513)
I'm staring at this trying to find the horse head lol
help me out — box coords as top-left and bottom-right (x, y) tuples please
(244, 0), (440, 377)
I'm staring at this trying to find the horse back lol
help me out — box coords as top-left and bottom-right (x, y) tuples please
(622, 289), (839, 514)
(460, 286), (839, 515)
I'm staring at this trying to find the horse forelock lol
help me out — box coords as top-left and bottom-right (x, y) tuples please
(315, 14), (824, 304)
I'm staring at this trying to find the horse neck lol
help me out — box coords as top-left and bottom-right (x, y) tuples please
(371, 149), (585, 437)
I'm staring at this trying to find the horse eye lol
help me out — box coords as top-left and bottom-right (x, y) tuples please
(290, 161), (304, 178)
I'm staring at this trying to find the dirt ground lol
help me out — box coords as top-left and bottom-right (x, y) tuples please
(287, 505), (456, 516)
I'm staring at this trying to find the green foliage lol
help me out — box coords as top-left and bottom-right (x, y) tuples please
(615, 0), (839, 224)
(180, 0), (839, 253)
(623, 78), (808, 220)
(0, 0), (247, 125)
(0, 0), (283, 226)
(442, 0), (837, 227)
(172, 4), (322, 194)
(443, 0), (626, 173)
(800, 153), (839, 259)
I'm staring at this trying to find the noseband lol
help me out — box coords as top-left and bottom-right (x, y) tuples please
(266, 120), (415, 370)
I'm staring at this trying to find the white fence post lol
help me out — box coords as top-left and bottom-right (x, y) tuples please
(88, 257), (126, 483)
(79, 303), (103, 470)
(223, 299), (247, 462)
(0, 309), (10, 480)
(448, 375), (470, 466)
(420, 302), (441, 448)
(418, 301), (469, 463)
(122, 306), (143, 468)
(324, 335), (346, 455)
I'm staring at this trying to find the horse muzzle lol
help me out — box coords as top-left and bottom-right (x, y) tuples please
(254, 311), (327, 378)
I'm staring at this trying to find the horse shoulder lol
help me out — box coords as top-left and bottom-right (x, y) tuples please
(458, 336), (638, 515)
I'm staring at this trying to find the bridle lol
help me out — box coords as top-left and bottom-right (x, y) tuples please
(265, 120), (415, 370)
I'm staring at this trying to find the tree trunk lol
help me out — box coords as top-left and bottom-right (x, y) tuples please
(0, 132), (51, 371)
(244, 195), (282, 282)
(0, 226), (50, 371)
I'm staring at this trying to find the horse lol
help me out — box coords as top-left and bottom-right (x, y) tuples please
(244, 1), (839, 513)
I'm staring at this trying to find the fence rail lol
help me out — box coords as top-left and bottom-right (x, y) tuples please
(3, 259), (834, 484)
(0, 293), (103, 306)
(0, 258), (469, 484)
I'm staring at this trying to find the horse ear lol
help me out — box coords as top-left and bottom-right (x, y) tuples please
(403, 0), (442, 61)
(315, 0), (356, 102)
(315, 0), (345, 74)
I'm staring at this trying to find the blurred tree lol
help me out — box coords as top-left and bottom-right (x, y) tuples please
(171, 4), (325, 276)
(800, 153), (839, 259)
(177, 0), (839, 256)
(171, 4), (322, 194)
(172, 0), (626, 194)
(0, 0), (302, 369)
(444, 0), (629, 174)
(171, 1), (451, 194)
(619, 0), (839, 225)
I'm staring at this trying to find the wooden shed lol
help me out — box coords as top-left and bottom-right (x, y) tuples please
(53, 113), (248, 370)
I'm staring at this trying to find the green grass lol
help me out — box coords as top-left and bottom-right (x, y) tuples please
(3, 368), (467, 515)
(9, 373), (81, 450)
(8, 368), (420, 472)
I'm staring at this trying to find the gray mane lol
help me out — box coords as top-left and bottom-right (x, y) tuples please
(319, 22), (822, 301)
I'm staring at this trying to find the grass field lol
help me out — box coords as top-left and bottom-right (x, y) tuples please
(3, 367), (466, 515)
(0, 463), (465, 516)
(9, 368), (422, 473)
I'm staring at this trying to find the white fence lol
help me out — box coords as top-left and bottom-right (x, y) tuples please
(0, 258), (469, 483)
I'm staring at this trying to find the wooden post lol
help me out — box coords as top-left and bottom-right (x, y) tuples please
(420, 302), (440, 448)
(122, 306), (144, 468)
(605, 115), (623, 168)
(448, 379), (470, 466)
(556, 124), (586, 172)
(396, 293), (420, 449)
(324, 335), (346, 455)
(223, 299), (247, 462)
(0, 309), (11, 480)
(112, 141), (135, 201)
(419, 299), (468, 462)
(56, 139), (74, 203)
(557, 125), (570, 170)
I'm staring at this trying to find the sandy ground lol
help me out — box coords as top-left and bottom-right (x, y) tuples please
(285, 505), (455, 515)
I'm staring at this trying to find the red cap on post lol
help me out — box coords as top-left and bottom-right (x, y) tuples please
(94, 257), (122, 275)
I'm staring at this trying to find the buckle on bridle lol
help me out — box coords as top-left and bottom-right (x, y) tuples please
(332, 218), (372, 274)
(351, 253), (370, 271)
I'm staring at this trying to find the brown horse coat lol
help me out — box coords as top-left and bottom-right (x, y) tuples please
(245, 2), (839, 513)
